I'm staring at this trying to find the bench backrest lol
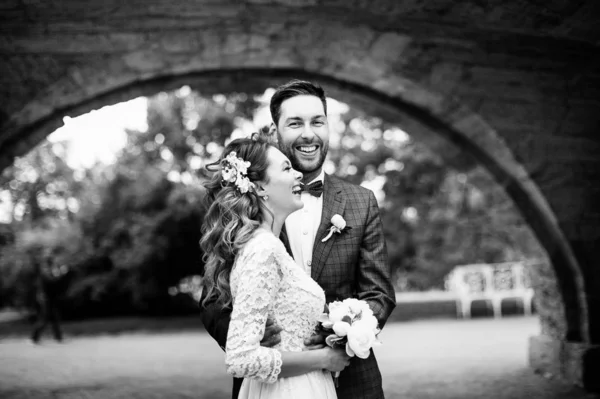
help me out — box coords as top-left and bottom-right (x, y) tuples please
(446, 261), (532, 298)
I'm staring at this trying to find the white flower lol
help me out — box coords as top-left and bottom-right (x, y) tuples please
(332, 321), (351, 337)
(319, 313), (334, 329)
(325, 334), (345, 347)
(342, 298), (361, 313)
(360, 306), (375, 320)
(221, 152), (254, 194)
(224, 151), (239, 165)
(321, 215), (350, 242)
(341, 298), (366, 315)
(221, 167), (236, 183)
(236, 176), (254, 194)
(237, 160), (250, 175)
(331, 214), (346, 229)
(354, 314), (378, 332)
(328, 301), (351, 324)
(346, 323), (379, 359)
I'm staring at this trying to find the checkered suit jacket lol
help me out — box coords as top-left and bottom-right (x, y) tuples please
(200, 174), (396, 399)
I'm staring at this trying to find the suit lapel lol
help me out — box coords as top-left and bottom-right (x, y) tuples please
(311, 174), (346, 281)
(279, 224), (293, 258)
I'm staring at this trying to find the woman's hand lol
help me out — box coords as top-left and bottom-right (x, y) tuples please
(320, 346), (351, 372)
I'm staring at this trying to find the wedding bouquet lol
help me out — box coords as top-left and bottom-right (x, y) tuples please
(318, 298), (382, 386)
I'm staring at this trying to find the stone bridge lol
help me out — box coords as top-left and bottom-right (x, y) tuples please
(1, 0), (599, 392)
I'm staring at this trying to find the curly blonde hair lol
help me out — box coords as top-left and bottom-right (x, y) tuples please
(200, 135), (273, 310)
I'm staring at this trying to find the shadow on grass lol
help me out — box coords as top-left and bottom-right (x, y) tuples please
(0, 312), (206, 340)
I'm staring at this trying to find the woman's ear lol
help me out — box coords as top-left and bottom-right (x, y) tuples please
(254, 184), (267, 198)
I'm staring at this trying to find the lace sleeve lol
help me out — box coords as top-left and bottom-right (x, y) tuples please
(225, 236), (283, 383)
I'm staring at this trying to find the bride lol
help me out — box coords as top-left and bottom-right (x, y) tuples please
(200, 134), (349, 398)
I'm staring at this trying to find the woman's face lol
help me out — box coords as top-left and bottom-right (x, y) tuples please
(262, 147), (303, 217)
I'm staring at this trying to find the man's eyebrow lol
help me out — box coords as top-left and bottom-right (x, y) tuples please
(284, 116), (303, 123)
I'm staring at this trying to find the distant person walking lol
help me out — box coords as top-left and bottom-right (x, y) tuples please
(31, 254), (68, 344)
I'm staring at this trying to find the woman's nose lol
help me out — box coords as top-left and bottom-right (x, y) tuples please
(295, 170), (303, 180)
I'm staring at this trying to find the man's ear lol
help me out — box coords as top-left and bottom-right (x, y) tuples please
(258, 124), (278, 145)
(267, 123), (278, 145)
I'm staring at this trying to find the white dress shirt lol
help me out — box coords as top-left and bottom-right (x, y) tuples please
(285, 170), (324, 276)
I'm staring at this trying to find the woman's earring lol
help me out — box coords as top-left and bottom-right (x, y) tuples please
(263, 195), (269, 201)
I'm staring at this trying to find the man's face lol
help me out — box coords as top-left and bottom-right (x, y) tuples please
(275, 95), (329, 176)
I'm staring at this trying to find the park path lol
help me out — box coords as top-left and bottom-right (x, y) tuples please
(0, 317), (595, 399)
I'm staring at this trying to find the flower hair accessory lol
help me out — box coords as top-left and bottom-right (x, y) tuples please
(321, 214), (352, 242)
(221, 151), (255, 194)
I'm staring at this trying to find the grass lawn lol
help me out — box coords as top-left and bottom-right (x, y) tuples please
(0, 295), (529, 340)
(0, 316), (594, 399)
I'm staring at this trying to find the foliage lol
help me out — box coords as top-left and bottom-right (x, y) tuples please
(0, 87), (546, 319)
(324, 110), (544, 291)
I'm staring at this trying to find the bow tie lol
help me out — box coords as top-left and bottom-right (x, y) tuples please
(299, 180), (324, 197)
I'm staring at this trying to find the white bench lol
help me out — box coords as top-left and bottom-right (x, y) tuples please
(446, 261), (535, 319)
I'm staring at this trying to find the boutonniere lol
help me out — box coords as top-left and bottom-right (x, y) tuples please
(321, 214), (352, 242)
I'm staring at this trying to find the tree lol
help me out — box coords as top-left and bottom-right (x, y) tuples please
(321, 108), (544, 291)
(0, 139), (86, 223)
(1, 86), (546, 319)
(55, 88), (262, 317)
(0, 138), (93, 311)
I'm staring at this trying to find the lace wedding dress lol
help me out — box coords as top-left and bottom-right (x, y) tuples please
(226, 228), (337, 399)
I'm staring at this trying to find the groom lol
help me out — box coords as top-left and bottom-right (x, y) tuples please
(200, 79), (396, 399)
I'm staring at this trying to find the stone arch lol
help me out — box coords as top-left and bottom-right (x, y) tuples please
(1, 62), (588, 343)
(2, 5), (599, 388)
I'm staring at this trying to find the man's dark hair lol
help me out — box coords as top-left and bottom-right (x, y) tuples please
(270, 80), (327, 126)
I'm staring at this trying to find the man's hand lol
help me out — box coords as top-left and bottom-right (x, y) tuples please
(260, 317), (283, 348)
(303, 330), (328, 350)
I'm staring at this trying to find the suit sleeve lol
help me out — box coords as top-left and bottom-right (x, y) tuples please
(199, 289), (231, 351)
(356, 190), (397, 329)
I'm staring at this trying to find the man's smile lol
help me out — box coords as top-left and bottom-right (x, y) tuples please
(295, 144), (319, 155)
